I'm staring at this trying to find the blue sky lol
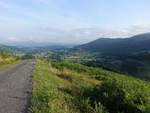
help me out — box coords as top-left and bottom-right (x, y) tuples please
(0, 0), (150, 43)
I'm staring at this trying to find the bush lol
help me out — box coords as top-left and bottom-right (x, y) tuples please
(21, 55), (35, 59)
(49, 60), (150, 113)
(82, 79), (149, 113)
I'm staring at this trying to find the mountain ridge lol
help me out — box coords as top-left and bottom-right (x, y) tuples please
(74, 33), (150, 54)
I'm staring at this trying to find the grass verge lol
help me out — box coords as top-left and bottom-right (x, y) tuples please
(0, 53), (20, 70)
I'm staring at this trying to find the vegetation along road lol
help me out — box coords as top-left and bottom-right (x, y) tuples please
(0, 60), (35, 113)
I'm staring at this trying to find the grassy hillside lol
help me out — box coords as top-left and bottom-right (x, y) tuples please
(69, 33), (150, 80)
(31, 60), (150, 113)
(0, 52), (19, 69)
(80, 51), (150, 81)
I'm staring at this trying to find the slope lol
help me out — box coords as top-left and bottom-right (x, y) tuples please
(31, 60), (150, 113)
(75, 33), (150, 54)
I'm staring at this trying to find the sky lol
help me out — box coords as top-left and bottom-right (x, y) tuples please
(0, 0), (150, 44)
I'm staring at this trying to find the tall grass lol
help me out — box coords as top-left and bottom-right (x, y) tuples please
(31, 60), (105, 113)
(31, 60), (150, 113)
(0, 52), (19, 69)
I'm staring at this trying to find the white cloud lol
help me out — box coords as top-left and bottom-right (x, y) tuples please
(7, 37), (19, 41)
(1, 24), (150, 44)
(0, 15), (150, 44)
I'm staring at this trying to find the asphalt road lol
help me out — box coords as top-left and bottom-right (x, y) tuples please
(0, 60), (35, 113)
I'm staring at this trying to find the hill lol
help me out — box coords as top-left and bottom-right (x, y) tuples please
(31, 59), (150, 113)
(0, 43), (70, 57)
(75, 33), (150, 54)
(68, 33), (150, 80)
(0, 44), (23, 54)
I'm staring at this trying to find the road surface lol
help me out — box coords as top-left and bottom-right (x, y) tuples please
(0, 60), (35, 113)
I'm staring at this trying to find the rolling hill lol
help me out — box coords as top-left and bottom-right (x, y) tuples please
(0, 44), (23, 54)
(0, 44), (68, 57)
(75, 33), (150, 54)
(70, 33), (150, 80)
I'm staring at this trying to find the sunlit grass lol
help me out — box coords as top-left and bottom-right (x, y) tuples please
(31, 60), (150, 113)
(0, 52), (19, 69)
(31, 60), (101, 113)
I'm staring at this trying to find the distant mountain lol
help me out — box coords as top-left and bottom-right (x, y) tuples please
(3, 41), (76, 47)
(71, 33), (150, 81)
(0, 44), (23, 54)
(74, 33), (150, 54)
(0, 43), (70, 55)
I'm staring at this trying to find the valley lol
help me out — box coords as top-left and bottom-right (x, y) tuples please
(1, 1), (150, 113)
(1, 33), (150, 113)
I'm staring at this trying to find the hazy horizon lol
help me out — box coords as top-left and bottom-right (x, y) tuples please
(0, 0), (150, 44)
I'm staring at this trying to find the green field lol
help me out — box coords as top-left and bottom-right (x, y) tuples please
(31, 60), (150, 113)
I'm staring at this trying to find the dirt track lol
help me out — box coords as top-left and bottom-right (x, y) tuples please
(0, 60), (35, 113)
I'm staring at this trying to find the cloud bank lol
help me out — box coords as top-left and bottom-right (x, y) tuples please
(0, 0), (150, 44)
(1, 23), (150, 44)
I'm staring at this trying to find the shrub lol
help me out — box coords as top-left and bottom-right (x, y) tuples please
(21, 55), (35, 59)
(49, 60), (150, 113)
(82, 79), (149, 113)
